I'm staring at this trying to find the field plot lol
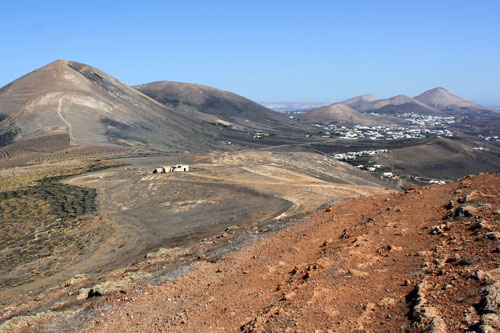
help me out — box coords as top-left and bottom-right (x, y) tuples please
(0, 159), (123, 291)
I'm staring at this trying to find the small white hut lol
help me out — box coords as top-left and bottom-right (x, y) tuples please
(163, 164), (190, 173)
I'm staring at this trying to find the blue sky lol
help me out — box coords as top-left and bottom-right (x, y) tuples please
(1, 1), (499, 105)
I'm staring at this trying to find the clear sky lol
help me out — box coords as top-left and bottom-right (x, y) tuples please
(1, 1), (499, 105)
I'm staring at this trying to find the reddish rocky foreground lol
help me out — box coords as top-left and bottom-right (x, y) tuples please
(32, 173), (500, 332)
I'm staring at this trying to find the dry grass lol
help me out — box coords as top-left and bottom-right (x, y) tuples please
(0, 158), (123, 289)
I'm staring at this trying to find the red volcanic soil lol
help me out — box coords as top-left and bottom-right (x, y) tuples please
(31, 172), (500, 332)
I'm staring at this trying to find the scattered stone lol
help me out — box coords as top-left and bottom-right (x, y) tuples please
(77, 288), (102, 300)
(456, 256), (476, 266)
(478, 282), (500, 315)
(282, 292), (296, 301)
(431, 225), (444, 235)
(378, 297), (396, 309)
(320, 239), (333, 247)
(348, 269), (369, 278)
(339, 229), (349, 239)
(444, 200), (455, 210)
(407, 279), (447, 332)
(482, 313), (500, 329)
(77, 288), (90, 301)
(486, 232), (500, 241)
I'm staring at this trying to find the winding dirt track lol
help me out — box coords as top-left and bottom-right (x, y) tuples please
(57, 97), (74, 145)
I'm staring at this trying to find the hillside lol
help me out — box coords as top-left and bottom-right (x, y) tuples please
(0, 60), (218, 151)
(374, 137), (500, 179)
(134, 81), (311, 133)
(0, 150), (393, 330)
(415, 87), (490, 112)
(21, 172), (500, 332)
(297, 102), (380, 126)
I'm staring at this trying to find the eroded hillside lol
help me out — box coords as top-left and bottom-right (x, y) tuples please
(5, 171), (500, 332)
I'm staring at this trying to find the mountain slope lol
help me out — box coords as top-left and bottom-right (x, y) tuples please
(341, 94), (380, 109)
(297, 102), (379, 125)
(373, 137), (500, 179)
(348, 94), (439, 115)
(414, 87), (488, 111)
(134, 81), (311, 133)
(0, 60), (215, 151)
(59, 173), (500, 332)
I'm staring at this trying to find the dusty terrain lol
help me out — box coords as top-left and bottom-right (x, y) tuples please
(6, 171), (497, 332)
(373, 137), (500, 179)
(0, 150), (391, 329)
(60, 150), (389, 270)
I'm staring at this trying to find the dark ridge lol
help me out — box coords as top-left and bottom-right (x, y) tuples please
(101, 117), (131, 130)
(0, 127), (21, 148)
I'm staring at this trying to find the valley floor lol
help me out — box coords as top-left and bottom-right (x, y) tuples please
(24, 172), (500, 332)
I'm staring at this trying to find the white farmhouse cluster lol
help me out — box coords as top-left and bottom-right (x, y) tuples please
(331, 149), (389, 161)
(153, 164), (190, 174)
(396, 113), (465, 127)
(316, 123), (454, 140)
(429, 179), (446, 185)
(478, 135), (500, 142)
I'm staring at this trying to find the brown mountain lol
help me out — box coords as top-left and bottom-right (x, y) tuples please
(414, 87), (489, 111)
(350, 94), (439, 115)
(134, 81), (311, 133)
(0, 60), (218, 151)
(297, 102), (380, 126)
(341, 94), (380, 109)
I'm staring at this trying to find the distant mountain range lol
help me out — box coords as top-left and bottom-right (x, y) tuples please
(346, 94), (438, 115)
(1, 59), (495, 149)
(341, 94), (380, 110)
(0, 60), (310, 150)
(297, 87), (493, 124)
(297, 103), (378, 126)
(260, 102), (330, 112)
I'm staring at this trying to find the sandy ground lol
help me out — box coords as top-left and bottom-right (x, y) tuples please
(22, 171), (498, 332)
